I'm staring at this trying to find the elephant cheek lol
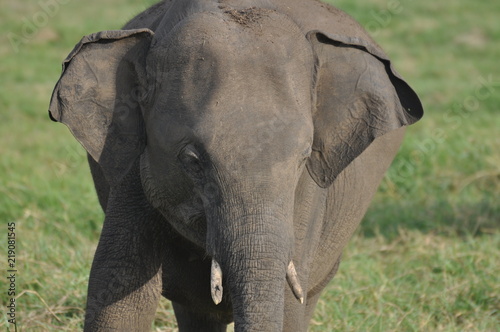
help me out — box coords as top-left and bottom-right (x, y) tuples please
(139, 153), (209, 247)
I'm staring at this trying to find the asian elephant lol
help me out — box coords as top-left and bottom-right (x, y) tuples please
(49, 0), (423, 331)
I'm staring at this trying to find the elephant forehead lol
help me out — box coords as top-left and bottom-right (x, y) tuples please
(165, 8), (306, 50)
(148, 9), (312, 78)
(146, 8), (314, 133)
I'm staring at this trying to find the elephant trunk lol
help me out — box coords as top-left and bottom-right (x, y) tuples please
(209, 213), (293, 332)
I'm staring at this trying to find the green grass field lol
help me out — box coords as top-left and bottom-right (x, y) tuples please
(1, 0), (499, 331)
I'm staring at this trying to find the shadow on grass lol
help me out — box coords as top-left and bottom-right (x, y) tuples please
(361, 197), (500, 240)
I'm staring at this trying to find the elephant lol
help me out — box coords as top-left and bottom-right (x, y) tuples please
(49, 0), (423, 331)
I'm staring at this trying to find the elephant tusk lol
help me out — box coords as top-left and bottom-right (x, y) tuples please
(210, 259), (223, 305)
(286, 261), (304, 304)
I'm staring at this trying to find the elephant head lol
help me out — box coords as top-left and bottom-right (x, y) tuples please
(49, 8), (422, 331)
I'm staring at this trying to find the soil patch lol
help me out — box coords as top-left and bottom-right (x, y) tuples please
(223, 7), (268, 27)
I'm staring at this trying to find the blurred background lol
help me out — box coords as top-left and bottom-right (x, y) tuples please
(1, 0), (498, 330)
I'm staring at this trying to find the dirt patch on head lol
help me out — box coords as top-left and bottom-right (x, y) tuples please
(223, 7), (270, 27)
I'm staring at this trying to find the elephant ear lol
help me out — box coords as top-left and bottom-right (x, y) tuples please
(49, 29), (154, 186)
(306, 31), (423, 188)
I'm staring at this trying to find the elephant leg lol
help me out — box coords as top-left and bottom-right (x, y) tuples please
(172, 301), (228, 332)
(84, 166), (163, 331)
(84, 212), (163, 331)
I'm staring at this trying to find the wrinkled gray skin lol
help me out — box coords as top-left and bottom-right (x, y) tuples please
(49, 0), (423, 331)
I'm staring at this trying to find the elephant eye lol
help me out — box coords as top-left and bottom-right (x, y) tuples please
(298, 146), (312, 169)
(302, 146), (312, 158)
(300, 146), (312, 161)
(179, 145), (204, 177)
(182, 146), (200, 161)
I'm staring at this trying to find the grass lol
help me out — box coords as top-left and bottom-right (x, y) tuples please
(1, 0), (499, 331)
